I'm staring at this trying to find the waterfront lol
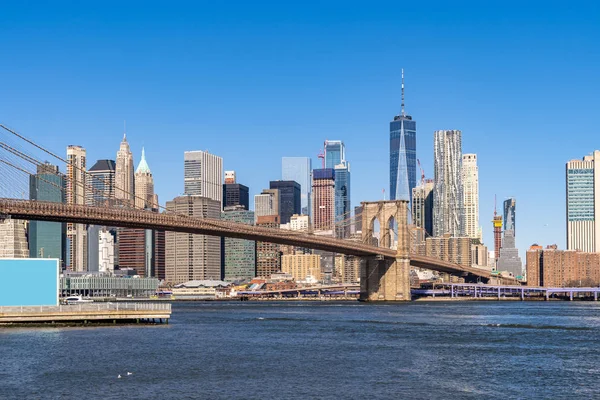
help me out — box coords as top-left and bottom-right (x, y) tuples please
(2, 301), (600, 399)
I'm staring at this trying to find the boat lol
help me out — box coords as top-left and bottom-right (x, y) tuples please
(63, 295), (94, 305)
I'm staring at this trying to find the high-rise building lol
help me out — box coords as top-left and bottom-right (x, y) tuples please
(134, 148), (157, 210)
(566, 151), (600, 252)
(256, 215), (281, 277)
(66, 145), (87, 271)
(87, 160), (115, 206)
(224, 171), (236, 184)
(416, 235), (472, 269)
(462, 154), (480, 240)
(117, 228), (163, 278)
(269, 181), (301, 224)
(221, 206), (256, 281)
(354, 205), (363, 233)
(29, 162), (66, 266)
(282, 254), (321, 282)
(334, 161), (351, 238)
(165, 195), (221, 284)
(390, 70), (417, 202)
(282, 157), (312, 216)
(412, 179), (434, 237)
(98, 229), (115, 275)
(290, 214), (310, 232)
(311, 168), (335, 235)
(115, 134), (134, 206)
(223, 183), (249, 210)
(0, 219), (29, 258)
(87, 225), (101, 272)
(325, 140), (345, 169)
(254, 192), (276, 220)
(184, 151), (223, 206)
(526, 246), (600, 287)
(433, 130), (463, 237)
(504, 197), (516, 233)
(496, 229), (523, 277)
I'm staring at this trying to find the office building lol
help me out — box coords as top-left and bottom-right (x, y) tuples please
(115, 134), (134, 205)
(334, 161), (351, 238)
(354, 205), (363, 233)
(290, 214), (310, 231)
(433, 130), (463, 237)
(341, 255), (361, 284)
(462, 154), (480, 240)
(223, 183), (249, 210)
(88, 159), (115, 206)
(390, 70), (417, 202)
(312, 168), (335, 235)
(29, 162), (66, 266)
(117, 228), (164, 278)
(256, 215), (281, 277)
(134, 148), (158, 210)
(282, 254), (321, 282)
(87, 225), (101, 272)
(471, 243), (489, 269)
(165, 195), (221, 284)
(221, 206), (256, 281)
(412, 179), (434, 237)
(0, 219), (29, 258)
(254, 192), (276, 220)
(566, 151), (600, 252)
(504, 197), (516, 233)
(184, 151), (223, 205)
(282, 157), (312, 215)
(224, 170), (236, 184)
(325, 140), (345, 169)
(66, 145), (87, 271)
(527, 246), (600, 287)
(415, 235), (472, 269)
(496, 230), (523, 277)
(269, 180), (301, 224)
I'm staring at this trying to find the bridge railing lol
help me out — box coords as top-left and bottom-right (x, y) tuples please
(0, 302), (172, 314)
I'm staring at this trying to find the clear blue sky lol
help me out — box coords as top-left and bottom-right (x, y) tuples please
(2, 1), (599, 256)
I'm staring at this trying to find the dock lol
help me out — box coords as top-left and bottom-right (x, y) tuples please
(0, 302), (171, 325)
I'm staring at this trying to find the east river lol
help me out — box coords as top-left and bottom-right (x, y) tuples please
(2, 301), (600, 399)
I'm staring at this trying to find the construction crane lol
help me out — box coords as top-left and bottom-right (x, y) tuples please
(317, 140), (326, 168)
(417, 159), (425, 186)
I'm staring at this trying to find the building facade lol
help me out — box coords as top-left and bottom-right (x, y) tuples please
(566, 151), (600, 252)
(165, 196), (222, 284)
(462, 154), (480, 239)
(389, 72), (417, 202)
(504, 197), (516, 233)
(29, 162), (66, 266)
(416, 235), (472, 269)
(115, 134), (135, 206)
(282, 254), (321, 282)
(256, 215), (281, 277)
(412, 179), (434, 237)
(98, 229), (115, 275)
(184, 150), (223, 206)
(527, 246), (600, 287)
(223, 183), (249, 210)
(334, 162), (351, 238)
(0, 219), (29, 258)
(254, 192), (276, 220)
(221, 207), (256, 281)
(66, 145), (87, 271)
(433, 130), (463, 237)
(269, 180), (301, 224)
(282, 157), (312, 216)
(134, 148), (157, 210)
(312, 168), (336, 235)
(87, 159), (115, 206)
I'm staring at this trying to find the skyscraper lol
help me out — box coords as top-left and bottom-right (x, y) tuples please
(256, 215), (281, 277)
(497, 197), (522, 277)
(223, 179), (250, 210)
(325, 140), (345, 169)
(165, 195), (222, 283)
(66, 145), (87, 271)
(504, 197), (516, 233)
(566, 151), (600, 252)
(433, 130), (463, 237)
(134, 148), (157, 209)
(88, 159), (115, 206)
(412, 179), (434, 237)
(390, 70), (417, 202)
(254, 193), (276, 220)
(221, 206), (256, 281)
(462, 154), (480, 240)
(282, 157), (312, 215)
(312, 168), (335, 235)
(184, 150), (223, 206)
(269, 180), (301, 224)
(115, 134), (134, 206)
(334, 162), (351, 238)
(29, 162), (66, 266)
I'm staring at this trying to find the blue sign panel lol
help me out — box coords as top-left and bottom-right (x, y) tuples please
(0, 259), (59, 306)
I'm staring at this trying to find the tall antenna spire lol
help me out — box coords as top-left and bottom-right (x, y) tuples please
(401, 68), (406, 117)
(123, 120), (127, 140)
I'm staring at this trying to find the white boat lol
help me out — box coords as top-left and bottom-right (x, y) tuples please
(63, 295), (94, 305)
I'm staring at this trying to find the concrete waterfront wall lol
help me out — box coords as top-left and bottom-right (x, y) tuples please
(0, 259), (59, 306)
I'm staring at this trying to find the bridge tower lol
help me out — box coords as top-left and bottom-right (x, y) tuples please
(360, 200), (411, 301)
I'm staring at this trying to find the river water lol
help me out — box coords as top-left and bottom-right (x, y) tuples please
(2, 301), (600, 399)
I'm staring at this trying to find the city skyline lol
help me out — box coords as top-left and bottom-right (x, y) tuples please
(2, 2), (599, 259)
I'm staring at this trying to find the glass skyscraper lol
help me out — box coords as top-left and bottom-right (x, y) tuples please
(282, 157), (312, 216)
(389, 72), (417, 202)
(334, 162), (351, 238)
(503, 198), (516, 233)
(325, 140), (345, 169)
(88, 159), (115, 205)
(29, 163), (66, 267)
(269, 180), (301, 224)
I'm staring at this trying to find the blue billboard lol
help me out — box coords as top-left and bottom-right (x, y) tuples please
(0, 259), (59, 306)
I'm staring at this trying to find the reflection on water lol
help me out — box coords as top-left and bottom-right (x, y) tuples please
(2, 301), (600, 399)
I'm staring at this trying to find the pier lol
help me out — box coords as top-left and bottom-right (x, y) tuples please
(0, 302), (171, 325)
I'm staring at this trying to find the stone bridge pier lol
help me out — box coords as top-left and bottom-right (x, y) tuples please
(359, 200), (411, 301)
